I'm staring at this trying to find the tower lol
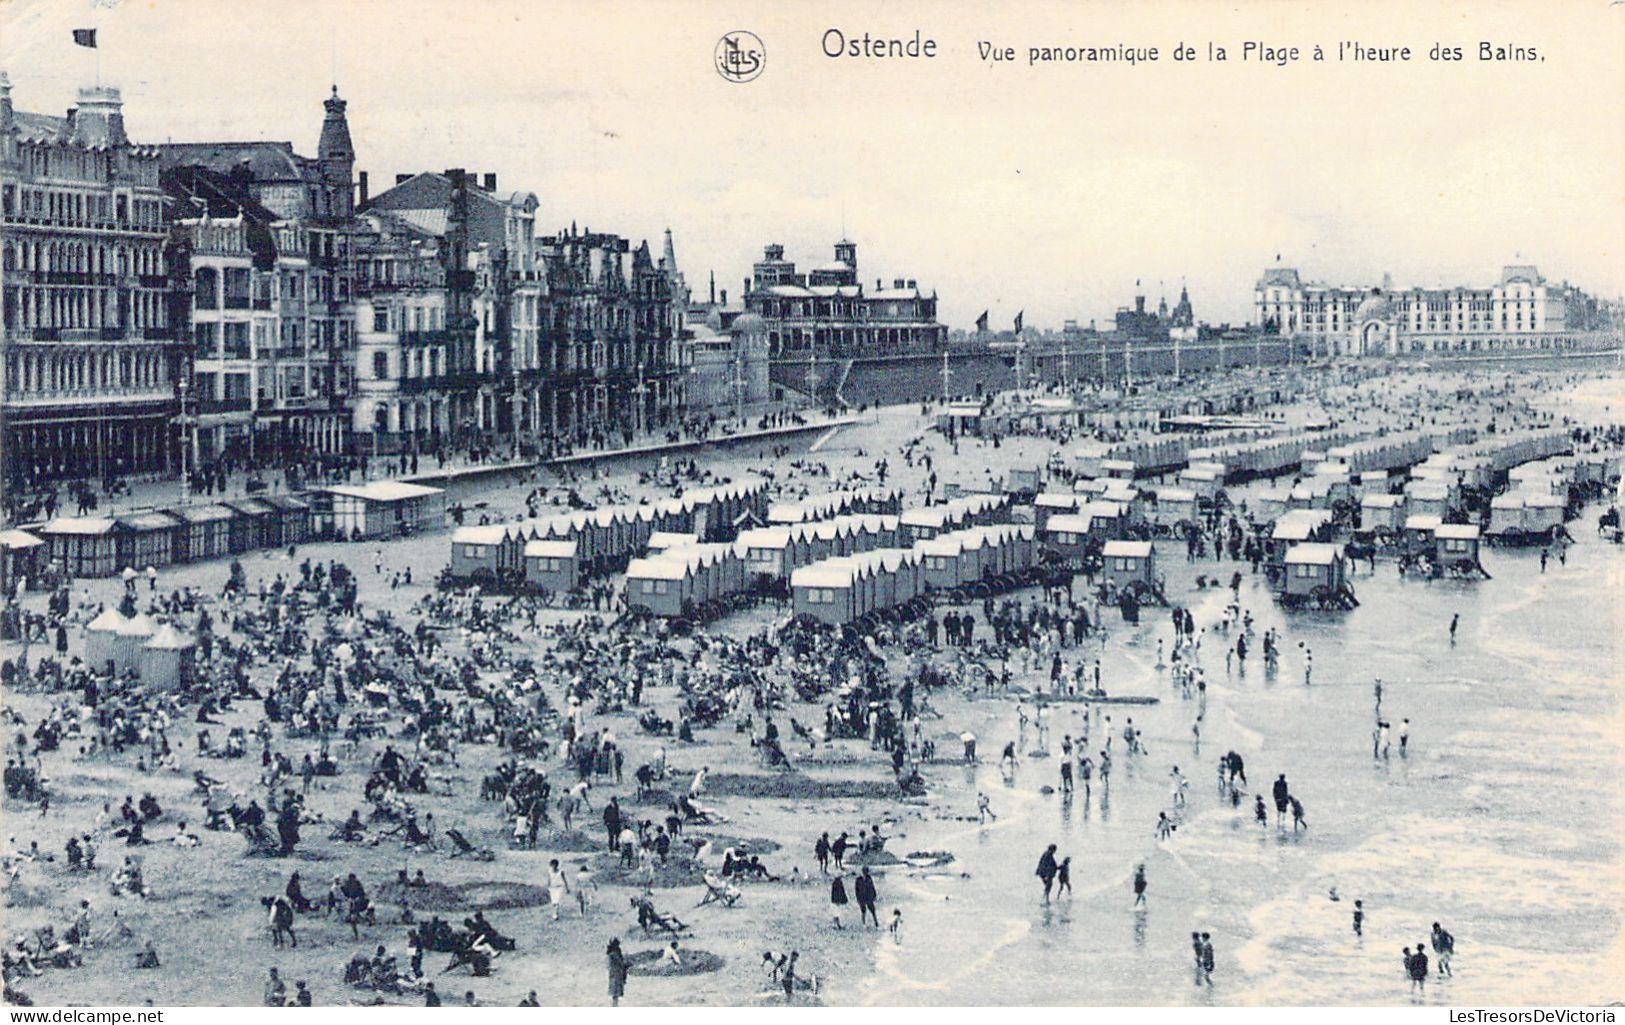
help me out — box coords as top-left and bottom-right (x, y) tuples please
(834, 239), (856, 268)
(317, 85), (355, 218)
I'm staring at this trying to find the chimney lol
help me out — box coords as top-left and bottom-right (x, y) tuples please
(894, 278), (905, 290)
(907, 279), (916, 289)
(742, 278), (749, 301)
(395, 173), (411, 185)
(483, 173), (497, 191)
(357, 170), (369, 208)
(721, 289), (728, 305)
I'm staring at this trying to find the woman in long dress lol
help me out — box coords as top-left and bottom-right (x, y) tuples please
(829, 873), (848, 929)
(606, 938), (628, 1006)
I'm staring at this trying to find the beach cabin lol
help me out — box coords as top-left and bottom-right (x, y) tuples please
(221, 499), (274, 553)
(1403, 514), (1443, 557)
(937, 402), (987, 437)
(1487, 494), (1525, 538)
(325, 481), (446, 539)
(1404, 481), (1453, 520)
(1101, 540), (1155, 590)
(1006, 467), (1042, 497)
(171, 504), (235, 563)
(0, 529), (47, 593)
(624, 557), (693, 618)
(1359, 493), (1405, 534)
(449, 524), (520, 581)
(1079, 501), (1126, 541)
(262, 495), (313, 546)
(917, 536), (966, 591)
(1150, 488), (1198, 533)
(1178, 463), (1224, 503)
(109, 512), (179, 572)
(1281, 543), (1349, 603)
(1522, 494), (1567, 536)
(39, 518), (118, 577)
(1101, 459), (1137, 481)
(900, 505), (956, 544)
(113, 612), (158, 678)
(792, 564), (856, 625)
(1434, 524), (1483, 573)
(1042, 513), (1095, 564)
(140, 625), (197, 692)
(519, 539), (576, 594)
(83, 606), (126, 672)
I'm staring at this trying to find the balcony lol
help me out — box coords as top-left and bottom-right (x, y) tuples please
(223, 294), (252, 310)
(138, 275), (170, 289)
(399, 330), (452, 346)
(396, 371), (488, 394)
(199, 397), (253, 414)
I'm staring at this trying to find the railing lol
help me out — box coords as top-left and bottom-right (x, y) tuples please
(199, 397), (253, 414)
(223, 295), (252, 310)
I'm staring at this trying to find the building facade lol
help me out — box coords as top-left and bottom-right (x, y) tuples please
(1, 74), (178, 490)
(158, 87), (361, 460)
(1256, 264), (1621, 356)
(746, 240), (946, 359)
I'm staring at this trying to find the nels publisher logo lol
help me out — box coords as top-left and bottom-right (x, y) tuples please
(715, 30), (765, 83)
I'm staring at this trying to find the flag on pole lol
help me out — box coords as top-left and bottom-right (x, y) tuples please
(1014, 311), (1024, 333)
(72, 28), (98, 47)
(975, 310), (989, 333)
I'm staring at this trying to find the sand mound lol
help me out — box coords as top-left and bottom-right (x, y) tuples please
(587, 854), (706, 888)
(532, 828), (603, 852)
(704, 773), (904, 800)
(375, 879), (551, 911)
(625, 948), (724, 976)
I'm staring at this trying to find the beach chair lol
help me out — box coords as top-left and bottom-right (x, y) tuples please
(630, 896), (689, 935)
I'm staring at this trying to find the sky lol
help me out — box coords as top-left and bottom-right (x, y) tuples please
(3, 0), (1623, 331)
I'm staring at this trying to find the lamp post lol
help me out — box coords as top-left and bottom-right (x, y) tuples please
(175, 375), (193, 506)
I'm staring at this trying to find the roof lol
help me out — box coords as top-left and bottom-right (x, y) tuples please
(1155, 488), (1197, 503)
(647, 531), (698, 550)
(1045, 514), (1094, 534)
(41, 517), (116, 535)
(86, 607), (128, 631)
(1361, 493), (1403, 508)
(116, 512), (180, 531)
(171, 504), (235, 523)
(791, 565), (853, 589)
(1435, 524), (1480, 540)
(625, 557), (689, 581)
(115, 613), (159, 637)
(1285, 542), (1340, 566)
(158, 141), (312, 182)
(524, 539), (578, 558)
(326, 481), (444, 502)
(261, 495), (311, 511)
(144, 624), (197, 651)
(0, 529), (45, 549)
(1405, 515), (1443, 531)
(223, 499), (275, 516)
(452, 525), (512, 545)
(1103, 540), (1152, 558)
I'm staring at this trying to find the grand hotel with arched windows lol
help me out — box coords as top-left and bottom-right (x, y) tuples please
(1255, 264), (1621, 358)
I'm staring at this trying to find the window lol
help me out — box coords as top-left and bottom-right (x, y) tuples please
(373, 307), (389, 332)
(372, 351), (389, 379)
(1114, 558), (1132, 572)
(1293, 563), (1316, 578)
(462, 545), (485, 558)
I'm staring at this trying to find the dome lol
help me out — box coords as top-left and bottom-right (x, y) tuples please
(731, 312), (766, 335)
(1354, 292), (1394, 322)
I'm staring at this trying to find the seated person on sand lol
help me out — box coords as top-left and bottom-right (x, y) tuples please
(630, 895), (687, 934)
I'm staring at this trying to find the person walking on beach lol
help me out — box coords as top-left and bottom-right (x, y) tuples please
(1156, 811), (1175, 841)
(1056, 857), (1072, 898)
(1254, 794), (1268, 828)
(1449, 614), (1459, 644)
(814, 832), (830, 874)
(831, 831), (850, 871)
(1191, 932), (1205, 985)
(1272, 774), (1290, 824)
(1079, 755), (1094, 799)
(547, 859), (570, 921)
(1406, 944), (1429, 993)
(1430, 923), (1454, 976)
(1352, 900), (1365, 937)
(977, 792), (996, 824)
(1200, 932), (1215, 987)
(1399, 719), (1410, 757)
(1036, 844), (1060, 902)
(1060, 756), (1074, 794)
(855, 867), (880, 927)
(1132, 863), (1148, 906)
(829, 873), (849, 928)
(606, 938), (627, 1006)
(1289, 796), (1308, 832)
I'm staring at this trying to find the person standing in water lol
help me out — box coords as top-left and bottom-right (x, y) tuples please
(1449, 613), (1459, 644)
(1036, 844), (1059, 902)
(1132, 863), (1148, 906)
(1430, 923), (1454, 976)
(1352, 899), (1365, 937)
